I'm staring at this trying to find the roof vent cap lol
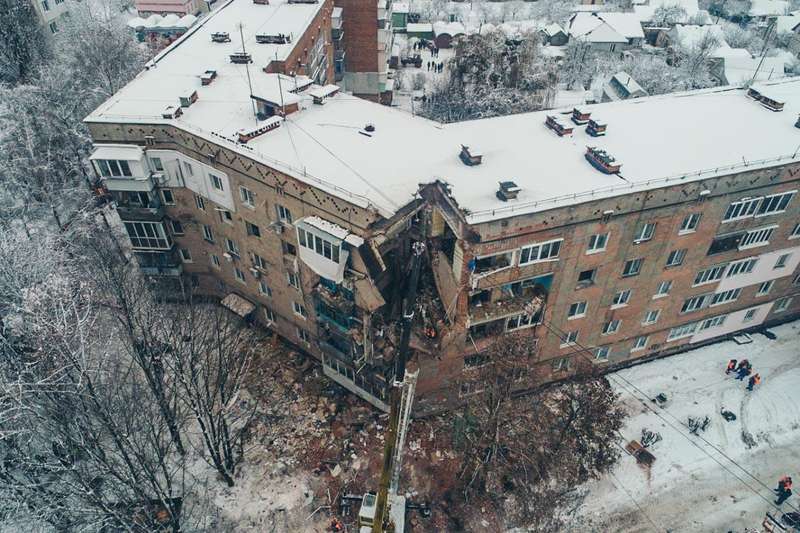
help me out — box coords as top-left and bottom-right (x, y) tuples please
(211, 32), (231, 43)
(497, 181), (521, 201)
(200, 70), (217, 85)
(179, 90), (198, 108)
(230, 52), (253, 64)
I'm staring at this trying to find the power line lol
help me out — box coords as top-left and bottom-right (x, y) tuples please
(535, 318), (799, 517)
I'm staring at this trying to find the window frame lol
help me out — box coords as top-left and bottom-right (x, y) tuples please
(277, 204), (293, 223)
(233, 267), (246, 284)
(709, 288), (741, 307)
(694, 264), (727, 286)
(586, 233), (609, 254)
(179, 248), (192, 262)
(679, 213), (701, 234)
(665, 248), (687, 267)
(633, 222), (656, 243)
(774, 253), (791, 269)
(653, 280), (672, 299)
(123, 221), (172, 250)
(622, 258), (643, 277)
(611, 289), (631, 308)
(210, 174), (224, 191)
(225, 238), (239, 257)
(170, 219), (184, 235)
(567, 301), (587, 319)
(210, 254), (221, 268)
(202, 224), (214, 243)
(642, 309), (660, 325)
(774, 297), (792, 313)
(239, 186), (255, 207)
(194, 195), (205, 210)
(519, 238), (563, 266)
(287, 272), (300, 289)
(245, 221), (261, 238)
(160, 189), (175, 205)
(756, 280), (773, 296)
(601, 319), (621, 335)
(632, 335), (648, 351)
(292, 301), (307, 318)
(739, 226), (776, 250)
(559, 330), (578, 347)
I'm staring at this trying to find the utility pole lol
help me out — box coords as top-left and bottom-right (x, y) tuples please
(369, 240), (426, 533)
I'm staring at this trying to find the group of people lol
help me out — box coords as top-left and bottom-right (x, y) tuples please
(776, 475), (793, 505)
(413, 40), (441, 57)
(725, 358), (761, 391)
(427, 61), (444, 73)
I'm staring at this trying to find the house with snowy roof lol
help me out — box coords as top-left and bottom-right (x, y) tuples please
(601, 71), (648, 101)
(633, 0), (708, 25)
(749, 0), (790, 24)
(711, 56), (788, 86)
(568, 12), (645, 51)
(775, 14), (800, 34)
(541, 23), (568, 46)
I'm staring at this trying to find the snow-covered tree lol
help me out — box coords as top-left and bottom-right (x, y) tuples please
(0, 0), (50, 84)
(652, 4), (688, 26)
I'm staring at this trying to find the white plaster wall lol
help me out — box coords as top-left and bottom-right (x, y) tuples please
(716, 245), (800, 293)
(145, 149), (234, 211)
(690, 302), (773, 343)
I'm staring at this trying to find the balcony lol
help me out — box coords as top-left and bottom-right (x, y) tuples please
(314, 281), (355, 313)
(139, 264), (183, 276)
(469, 283), (547, 326)
(117, 204), (165, 222)
(102, 171), (163, 193)
(135, 248), (182, 276)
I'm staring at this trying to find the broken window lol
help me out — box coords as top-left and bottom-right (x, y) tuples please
(464, 354), (489, 368)
(708, 232), (744, 255)
(469, 289), (491, 307)
(472, 251), (514, 274)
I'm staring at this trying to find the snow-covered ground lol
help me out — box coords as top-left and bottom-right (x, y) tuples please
(571, 321), (800, 532)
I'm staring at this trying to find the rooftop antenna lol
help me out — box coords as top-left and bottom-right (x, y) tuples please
(276, 52), (286, 121)
(239, 22), (258, 123)
(750, 20), (775, 86)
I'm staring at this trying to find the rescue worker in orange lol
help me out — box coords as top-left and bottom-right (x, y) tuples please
(726, 359), (737, 374)
(747, 373), (761, 391)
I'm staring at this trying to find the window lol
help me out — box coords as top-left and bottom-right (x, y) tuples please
(756, 280), (773, 296)
(194, 195), (205, 210)
(773, 297), (792, 313)
(225, 238), (239, 257)
(258, 281), (272, 297)
(710, 288), (741, 306)
(743, 308), (758, 323)
(668, 322), (699, 341)
(210, 174), (224, 191)
(287, 272), (300, 289)
(264, 308), (276, 323)
(694, 264), (726, 285)
(210, 254), (221, 268)
(723, 197), (761, 222)
(755, 191), (795, 217)
(567, 301), (587, 319)
(41, 0), (50, 11)
(283, 241), (297, 256)
(577, 269), (596, 285)
(622, 258), (643, 277)
(193, 225), (210, 244)
(519, 239), (562, 265)
(774, 254), (791, 269)
(298, 228), (341, 263)
(277, 204), (292, 223)
(612, 289), (631, 308)
(560, 330), (578, 346)
(124, 222), (171, 250)
(180, 248), (192, 262)
(679, 213), (701, 234)
(506, 312), (539, 331)
(472, 251), (514, 274)
(654, 280), (672, 298)
(239, 186), (255, 207)
(150, 157), (164, 171)
(794, 272), (800, 286)
(170, 220), (184, 235)
(739, 226), (775, 249)
(727, 258), (758, 277)
(587, 233), (608, 253)
(595, 346), (610, 360)
(96, 159), (132, 177)
(245, 221), (261, 238)
(551, 358), (570, 372)
(218, 210), (233, 224)
(665, 249), (687, 267)
(699, 315), (727, 331)
(632, 336), (648, 351)
(251, 252), (266, 269)
(642, 309), (660, 325)
(681, 294), (709, 313)
(49, 21), (58, 33)
(633, 223), (656, 243)
(602, 319), (621, 335)
(297, 328), (311, 343)
(182, 162), (194, 177)
(292, 301), (307, 318)
(234, 267), (246, 283)
(161, 189), (175, 205)
(790, 223), (800, 240)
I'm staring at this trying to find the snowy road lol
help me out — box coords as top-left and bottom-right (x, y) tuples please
(571, 321), (800, 532)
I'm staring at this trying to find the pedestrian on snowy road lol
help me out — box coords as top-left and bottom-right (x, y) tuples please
(776, 475), (792, 493)
(736, 361), (752, 381)
(747, 373), (760, 391)
(776, 487), (793, 505)
(726, 359), (737, 374)
(737, 359), (749, 371)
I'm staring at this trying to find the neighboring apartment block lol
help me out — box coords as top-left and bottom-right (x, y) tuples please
(333, 0), (394, 103)
(85, 0), (800, 414)
(135, 0), (209, 17)
(32, 0), (69, 35)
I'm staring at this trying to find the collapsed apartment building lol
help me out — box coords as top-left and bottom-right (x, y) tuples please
(85, 0), (800, 414)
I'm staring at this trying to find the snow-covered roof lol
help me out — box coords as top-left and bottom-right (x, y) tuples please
(87, 5), (800, 225)
(393, 2), (409, 14)
(568, 12), (643, 43)
(406, 22), (433, 33)
(749, 0), (789, 17)
(301, 216), (364, 246)
(775, 14), (800, 33)
(89, 144), (144, 161)
(670, 24), (726, 50)
(432, 21), (466, 37)
(722, 56), (787, 86)
(542, 23), (565, 37)
(249, 74), (312, 107)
